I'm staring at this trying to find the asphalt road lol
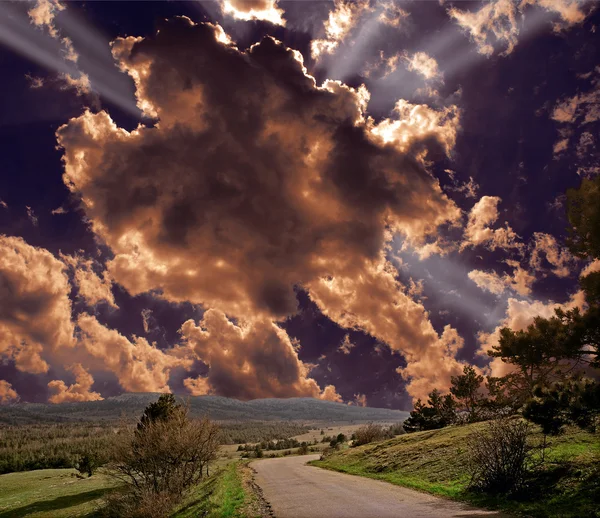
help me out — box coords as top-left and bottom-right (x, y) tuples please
(252, 454), (507, 518)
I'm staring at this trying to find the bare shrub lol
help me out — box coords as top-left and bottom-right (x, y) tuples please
(353, 423), (386, 446)
(105, 398), (220, 517)
(467, 417), (533, 494)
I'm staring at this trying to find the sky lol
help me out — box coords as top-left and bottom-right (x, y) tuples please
(0, 0), (599, 409)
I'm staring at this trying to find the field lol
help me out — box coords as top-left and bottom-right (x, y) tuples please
(0, 462), (261, 518)
(314, 422), (600, 517)
(0, 469), (116, 517)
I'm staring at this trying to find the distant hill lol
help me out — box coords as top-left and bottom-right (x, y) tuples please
(0, 394), (408, 425)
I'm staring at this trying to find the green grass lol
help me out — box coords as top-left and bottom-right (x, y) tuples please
(313, 422), (600, 517)
(0, 469), (117, 517)
(0, 462), (256, 518)
(173, 462), (252, 518)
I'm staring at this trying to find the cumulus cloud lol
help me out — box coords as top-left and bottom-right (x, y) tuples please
(57, 19), (459, 325)
(221, 0), (284, 26)
(320, 384), (343, 402)
(311, 0), (372, 58)
(469, 262), (534, 296)
(180, 309), (327, 400)
(309, 256), (466, 401)
(405, 52), (442, 81)
(183, 376), (211, 396)
(371, 99), (460, 159)
(48, 363), (103, 403)
(449, 0), (592, 57)
(461, 196), (523, 252)
(0, 380), (19, 404)
(61, 254), (118, 308)
(0, 235), (75, 374)
(529, 232), (575, 278)
(77, 313), (189, 393)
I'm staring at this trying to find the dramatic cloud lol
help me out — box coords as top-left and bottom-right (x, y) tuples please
(61, 254), (118, 308)
(371, 99), (460, 159)
(311, 0), (372, 58)
(183, 376), (211, 396)
(378, 1), (409, 28)
(461, 196), (523, 252)
(309, 256), (466, 400)
(48, 363), (103, 403)
(0, 235), (75, 374)
(57, 19), (458, 326)
(27, 0), (91, 94)
(77, 313), (189, 393)
(320, 384), (343, 402)
(449, 0), (520, 57)
(405, 52), (442, 81)
(0, 380), (19, 404)
(449, 0), (592, 57)
(530, 232), (575, 278)
(221, 0), (284, 26)
(469, 262), (534, 296)
(180, 309), (327, 400)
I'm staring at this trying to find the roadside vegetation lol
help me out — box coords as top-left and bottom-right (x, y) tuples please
(315, 421), (599, 517)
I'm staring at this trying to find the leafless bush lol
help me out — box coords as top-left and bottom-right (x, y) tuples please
(103, 488), (179, 518)
(353, 423), (386, 446)
(105, 408), (220, 517)
(467, 417), (533, 494)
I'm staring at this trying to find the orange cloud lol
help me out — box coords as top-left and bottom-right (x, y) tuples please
(0, 235), (75, 374)
(48, 363), (103, 403)
(221, 0), (284, 26)
(77, 313), (189, 393)
(0, 380), (19, 404)
(461, 196), (523, 252)
(180, 309), (327, 400)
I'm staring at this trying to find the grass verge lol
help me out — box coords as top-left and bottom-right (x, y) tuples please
(312, 422), (600, 517)
(173, 461), (257, 518)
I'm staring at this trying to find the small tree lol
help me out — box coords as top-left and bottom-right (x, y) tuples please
(450, 366), (484, 422)
(106, 396), (220, 517)
(403, 389), (456, 432)
(76, 450), (102, 478)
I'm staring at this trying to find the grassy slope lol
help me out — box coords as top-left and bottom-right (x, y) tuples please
(0, 469), (116, 518)
(313, 423), (600, 518)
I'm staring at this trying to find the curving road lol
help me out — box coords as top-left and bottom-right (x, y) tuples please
(252, 455), (508, 518)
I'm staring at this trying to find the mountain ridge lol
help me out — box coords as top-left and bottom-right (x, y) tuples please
(0, 393), (408, 424)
